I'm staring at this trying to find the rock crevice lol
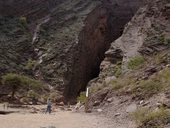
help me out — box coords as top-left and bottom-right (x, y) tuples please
(0, 0), (145, 103)
(64, 0), (144, 102)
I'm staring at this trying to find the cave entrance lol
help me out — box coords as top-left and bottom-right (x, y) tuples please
(64, 0), (144, 102)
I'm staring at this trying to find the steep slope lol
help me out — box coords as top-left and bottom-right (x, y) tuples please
(0, 16), (33, 75)
(0, 0), (144, 103)
(87, 0), (170, 127)
(0, 0), (101, 96)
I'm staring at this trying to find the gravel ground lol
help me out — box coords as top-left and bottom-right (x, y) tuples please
(0, 105), (114, 128)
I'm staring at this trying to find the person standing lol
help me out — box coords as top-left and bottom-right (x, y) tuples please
(45, 98), (52, 114)
(3, 102), (9, 110)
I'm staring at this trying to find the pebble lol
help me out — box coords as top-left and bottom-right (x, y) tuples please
(93, 101), (100, 106)
(97, 109), (103, 112)
(156, 102), (162, 107)
(114, 113), (121, 117)
(107, 98), (113, 103)
(139, 100), (144, 105)
(166, 64), (170, 67)
(142, 101), (150, 106)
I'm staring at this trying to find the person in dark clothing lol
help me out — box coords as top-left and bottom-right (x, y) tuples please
(45, 98), (52, 114)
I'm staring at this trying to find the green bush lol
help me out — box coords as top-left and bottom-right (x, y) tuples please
(19, 16), (28, 28)
(25, 59), (36, 70)
(130, 108), (170, 128)
(1, 73), (22, 97)
(128, 56), (144, 70)
(113, 61), (122, 77)
(77, 92), (87, 103)
(22, 76), (43, 91)
(1, 73), (44, 97)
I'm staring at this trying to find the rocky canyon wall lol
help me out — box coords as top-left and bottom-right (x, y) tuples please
(63, 0), (145, 102)
(0, 0), (144, 102)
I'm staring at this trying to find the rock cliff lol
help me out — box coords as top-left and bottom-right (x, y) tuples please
(1, 0), (170, 127)
(87, 0), (170, 127)
(94, 0), (170, 82)
(0, 0), (144, 102)
(63, 0), (144, 102)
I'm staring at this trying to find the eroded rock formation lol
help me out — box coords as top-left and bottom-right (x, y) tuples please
(0, 0), (144, 102)
(64, 0), (144, 102)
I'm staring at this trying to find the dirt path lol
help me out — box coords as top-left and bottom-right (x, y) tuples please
(0, 110), (115, 128)
(0, 103), (137, 128)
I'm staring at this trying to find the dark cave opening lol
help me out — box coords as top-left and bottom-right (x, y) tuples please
(64, 0), (144, 103)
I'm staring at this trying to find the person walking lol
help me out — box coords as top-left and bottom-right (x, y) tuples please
(45, 98), (52, 114)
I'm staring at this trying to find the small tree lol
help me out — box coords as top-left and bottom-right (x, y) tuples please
(2, 73), (22, 98)
(1, 73), (44, 98)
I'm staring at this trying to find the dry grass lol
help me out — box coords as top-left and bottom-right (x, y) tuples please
(130, 108), (170, 128)
(104, 67), (170, 100)
(128, 56), (145, 70)
(132, 67), (170, 98)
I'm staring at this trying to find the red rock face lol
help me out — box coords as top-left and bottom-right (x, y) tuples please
(64, 0), (145, 102)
